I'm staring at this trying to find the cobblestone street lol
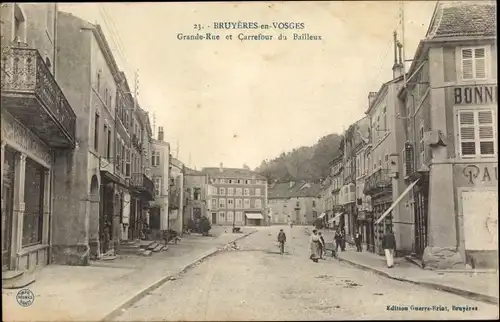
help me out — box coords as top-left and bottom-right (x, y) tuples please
(113, 226), (498, 321)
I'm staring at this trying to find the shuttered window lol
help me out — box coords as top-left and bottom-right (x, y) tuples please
(461, 47), (487, 80)
(458, 109), (496, 158)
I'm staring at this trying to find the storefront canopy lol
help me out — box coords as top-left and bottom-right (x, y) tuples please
(245, 213), (264, 220)
(375, 179), (420, 225)
(328, 212), (344, 223)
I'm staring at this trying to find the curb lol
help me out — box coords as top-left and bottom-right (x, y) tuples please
(336, 255), (499, 305)
(101, 230), (257, 321)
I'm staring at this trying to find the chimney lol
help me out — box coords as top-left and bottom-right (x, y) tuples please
(219, 162), (223, 172)
(158, 127), (164, 142)
(368, 92), (377, 109)
(392, 31), (404, 79)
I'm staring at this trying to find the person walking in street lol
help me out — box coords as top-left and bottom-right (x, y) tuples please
(318, 231), (326, 259)
(355, 230), (363, 252)
(382, 229), (396, 268)
(277, 229), (287, 255)
(340, 229), (346, 252)
(334, 229), (342, 254)
(309, 229), (320, 262)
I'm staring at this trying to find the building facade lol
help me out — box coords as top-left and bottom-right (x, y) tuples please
(354, 138), (372, 249)
(398, 2), (497, 269)
(268, 181), (322, 225)
(184, 168), (209, 228)
(328, 155), (344, 229)
(1, 3), (77, 271)
(149, 127), (171, 236)
(203, 164), (268, 226)
(169, 157), (185, 234)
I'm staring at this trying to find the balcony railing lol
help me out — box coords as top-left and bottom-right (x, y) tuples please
(131, 173), (154, 199)
(363, 168), (392, 195)
(1, 46), (76, 148)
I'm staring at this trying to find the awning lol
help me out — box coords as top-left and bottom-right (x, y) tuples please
(318, 213), (326, 219)
(245, 213), (264, 220)
(375, 179), (420, 225)
(328, 212), (344, 223)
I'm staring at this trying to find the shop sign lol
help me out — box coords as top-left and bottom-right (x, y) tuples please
(454, 85), (497, 105)
(462, 164), (498, 185)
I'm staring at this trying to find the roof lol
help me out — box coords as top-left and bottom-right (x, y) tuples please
(185, 167), (205, 176)
(365, 74), (406, 115)
(268, 181), (322, 199)
(202, 167), (266, 180)
(426, 2), (496, 40)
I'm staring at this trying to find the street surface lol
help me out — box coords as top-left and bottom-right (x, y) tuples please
(113, 226), (498, 321)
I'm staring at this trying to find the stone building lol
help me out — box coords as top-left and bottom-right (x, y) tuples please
(184, 168), (209, 228)
(398, 2), (497, 269)
(1, 3), (77, 271)
(203, 164), (268, 226)
(149, 127), (171, 236)
(327, 155), (344, 229)
(169, 156), (185, 234)
(55, 11), (153, 263)
(268, 181), (322, 225)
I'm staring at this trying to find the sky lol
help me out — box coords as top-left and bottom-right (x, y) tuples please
(59, 1), (437, 170)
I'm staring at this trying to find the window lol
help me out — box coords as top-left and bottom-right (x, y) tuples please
(154, 177), (162, 196)
(255, 199), (262, 209)
(312, 200), (316, 207)
(152, 151), (160, 167)
(219, 198), (226, 208)
(105, 88), (108, 105)
(219, 211), (225, 223)
(194, 188), (201, 200)
(97, 72), (101, 92)
(461, 47), (487, 80)
(220, 179), (225, 184)
(227, 187), (234, 196)
(236, 188), (242, 196)
(107, 128), (112, 159)
(220, 187), (225, 195)
(94, 112), (99, 152)
(229, 180), (232, 184)
(419, 125), (425, 163)
(236, 211), (243, 223)
(296, 201), (300, 207)
(212, 198), (218, 209)
(255, 188), (261, 196)
(23, 158), (45, 246)
(243, 188), (249, 196)
(227, 211), (234, 223)
(236, 199), (242, 208)
(244, 199), (250, 209)
(213, 187), (218, 195)
(458, 109), (496, 158)
(186, 188), (192, 199)
(227, 199), (234, 208)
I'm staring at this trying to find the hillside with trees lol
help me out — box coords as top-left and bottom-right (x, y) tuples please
(255, 133), (343, 183)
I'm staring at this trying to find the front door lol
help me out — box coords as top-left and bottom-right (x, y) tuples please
(2, 148), (15, 271)
(211, 212), (217, 224)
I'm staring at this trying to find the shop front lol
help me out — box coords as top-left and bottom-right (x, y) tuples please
(454, 163), (498, 269)
(1, 114), (53, 271)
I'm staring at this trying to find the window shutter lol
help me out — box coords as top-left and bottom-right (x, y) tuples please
(462, 49), (473, 80)
(459, 111), (476, 156)
(474, 48), (486, 79)
(478, 110), (495, 155)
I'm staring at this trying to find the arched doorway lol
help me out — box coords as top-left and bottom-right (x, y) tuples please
(89, 175), (100, 259)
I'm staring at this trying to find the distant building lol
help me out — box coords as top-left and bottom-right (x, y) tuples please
(268, 181), (322, 225)
(169, 156), (185, 235)
(328, 155), (344, 229)
(203, 164), (268, 226)
(184, 168), (209, 228)
(149, 127), (171, 237)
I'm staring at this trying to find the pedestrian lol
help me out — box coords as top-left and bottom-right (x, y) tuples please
(340, 229), (346, 251)
(382, 229), (396, 268)
(277, 229), (286, 255)
(318, 232), (325, 259)
(355, 230), (362, 252)
(334, 229), (342, 254)
(309, 229), (320, 262)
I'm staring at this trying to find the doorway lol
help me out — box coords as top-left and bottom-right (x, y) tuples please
(2, 148), (15, 271)
(211, 212), (217, 224)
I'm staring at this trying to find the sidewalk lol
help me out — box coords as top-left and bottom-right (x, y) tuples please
(315, 229), (499, 305)
(3, 228), (257, 322)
